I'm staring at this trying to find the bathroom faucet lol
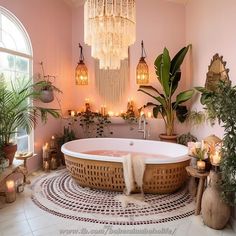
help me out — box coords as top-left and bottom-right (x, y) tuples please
(138, 114), (148, 139)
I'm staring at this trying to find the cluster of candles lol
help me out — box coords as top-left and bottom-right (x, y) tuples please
(196, 149), (222, 172)
(68, 98), (153, 118)
(42, 136), (57, 172)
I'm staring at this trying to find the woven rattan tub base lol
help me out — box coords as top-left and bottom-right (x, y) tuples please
(65, 155), (190, 194)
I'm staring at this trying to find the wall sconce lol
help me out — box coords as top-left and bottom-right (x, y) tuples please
(75, 43), (88, 85)
(136, 40), (149, 84)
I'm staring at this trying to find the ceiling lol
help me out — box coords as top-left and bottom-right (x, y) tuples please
(63, 0), (189, 7)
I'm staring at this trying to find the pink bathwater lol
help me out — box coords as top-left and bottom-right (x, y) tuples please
(83, 150), (169, 160)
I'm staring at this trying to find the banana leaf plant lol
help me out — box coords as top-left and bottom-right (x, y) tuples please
(138, 45), (194, 136)
(0, 75), (61, 145)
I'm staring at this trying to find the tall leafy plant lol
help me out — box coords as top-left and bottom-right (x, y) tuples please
(138, 45), (194, 136)
(197, 80), (236, 205)
(0, 75), (61, 145)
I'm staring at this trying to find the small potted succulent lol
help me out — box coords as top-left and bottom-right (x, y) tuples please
(36, 62), (62, 103)
(177, 132), (198, 146)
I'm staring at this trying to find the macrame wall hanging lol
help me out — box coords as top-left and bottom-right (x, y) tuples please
(95, 58), (129, 107)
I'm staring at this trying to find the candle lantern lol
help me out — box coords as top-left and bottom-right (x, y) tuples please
(42, 143), (50, 172)
(50, 136), (57, 149)
(5, 180), (16, 203)
(50, 152), (58, 170)
(85, 98), (91, 112)
(101, 105), (107, 116)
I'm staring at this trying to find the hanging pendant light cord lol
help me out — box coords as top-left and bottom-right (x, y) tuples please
(141, 40), (147, 59)
(79, 43), (84, 62)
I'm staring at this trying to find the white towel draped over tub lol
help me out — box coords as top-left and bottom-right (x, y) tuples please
(115, 154), (149, 208)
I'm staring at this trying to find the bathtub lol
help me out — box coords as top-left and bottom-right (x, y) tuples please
(61, 138), (190, 194)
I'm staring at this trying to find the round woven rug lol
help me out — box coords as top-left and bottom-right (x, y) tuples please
(31, 169), (195, 225)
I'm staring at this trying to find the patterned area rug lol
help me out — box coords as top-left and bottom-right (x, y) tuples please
(31, 169), (195, 225)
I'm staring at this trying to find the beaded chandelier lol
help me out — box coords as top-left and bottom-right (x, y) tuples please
(84, 0), (136, 70)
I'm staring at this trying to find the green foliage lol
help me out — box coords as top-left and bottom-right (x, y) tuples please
(121, 111), (137, 125)
(138, 45), (194, 135)
(0, 75), (61, 145)
(56, 126), (77, 147)
(78, 111), (112, 138)
(197, 80), (236, 205)
(177, 132), (198, 146)
(187, 110), (206, 126)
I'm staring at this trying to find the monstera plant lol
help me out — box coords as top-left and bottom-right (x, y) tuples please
(138, 45), (194, 141)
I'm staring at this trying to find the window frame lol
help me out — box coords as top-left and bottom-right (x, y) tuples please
(0, 6), (34, 152)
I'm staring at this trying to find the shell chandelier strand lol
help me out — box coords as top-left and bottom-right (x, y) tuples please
(84, 0), (136, 70)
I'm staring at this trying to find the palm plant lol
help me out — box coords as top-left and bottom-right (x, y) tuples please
(138, 45), (194, 136)
(0, 75), (61, 145)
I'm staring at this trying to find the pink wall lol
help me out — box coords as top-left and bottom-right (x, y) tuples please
(186, 0), (236, 140)
(0, 0), (188, 170)
(0, 0), (73, 171)
(71, 0), (188, 138)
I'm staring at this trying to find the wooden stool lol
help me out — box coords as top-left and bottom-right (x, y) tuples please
(186, 166), (209, 215)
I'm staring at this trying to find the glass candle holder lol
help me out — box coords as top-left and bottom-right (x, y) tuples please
(5, 180), (16, 203)
(197, 160), (206, 173)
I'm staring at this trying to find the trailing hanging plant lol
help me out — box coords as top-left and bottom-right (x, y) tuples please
(78, 111), (113, 138)
(187, 110), (207, 126)
(197, 80), (236, 205)
(138, 45), (194, 136)
(35, 62), (62, 103)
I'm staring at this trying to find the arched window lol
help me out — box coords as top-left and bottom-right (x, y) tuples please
(0, 6), (33, 152)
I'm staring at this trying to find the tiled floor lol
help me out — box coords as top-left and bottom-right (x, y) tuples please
(0, 172), (235, 236)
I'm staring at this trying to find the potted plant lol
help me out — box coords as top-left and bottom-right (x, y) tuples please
(138, 45), (194, 142)
(177, 132), (198, 146)
(36, 62), (62, 103)
(197, 80), (236, 205)
(0, 75), (61, 165)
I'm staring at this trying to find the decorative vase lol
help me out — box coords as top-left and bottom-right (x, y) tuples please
(201, 171), (230, 230)
(159, 134), (178, 143)
(3, 144), (17, 165)
(40, 90), (54, 103)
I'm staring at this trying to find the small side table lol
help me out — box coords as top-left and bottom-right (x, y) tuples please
(186, 166), (209, 215)
(15, 153), (33, 185)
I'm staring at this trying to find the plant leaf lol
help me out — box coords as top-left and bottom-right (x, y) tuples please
(139, 85), (162, 96)
(170, 44), (191, 75)
(174, 89), (194, 108)
(160, 48), (171, 96)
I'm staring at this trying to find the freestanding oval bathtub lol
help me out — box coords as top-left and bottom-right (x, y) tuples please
(61, 138), (190, 194)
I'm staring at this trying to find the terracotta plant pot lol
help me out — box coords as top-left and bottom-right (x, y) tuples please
(40, 90), (54, 103)
(159, 134), (178, 143)
(3, 144), (17, 165)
